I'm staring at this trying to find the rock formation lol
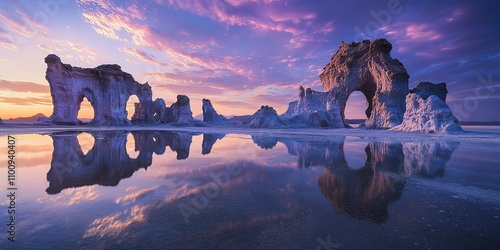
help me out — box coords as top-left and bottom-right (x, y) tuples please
(0, 118), (3, 125)
(392, 82), (462, 133)
(43, 54), (155, 125)
(282, 86), (343, 128)
(319, 39), (409, 128)
(202, 99), (230, 125)
(248, 106), (286, 128)
(152, 98), (173, 123)
(41, 54), (199, 126)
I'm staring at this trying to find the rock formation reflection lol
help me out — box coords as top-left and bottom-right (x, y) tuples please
(317, 139), (458, 223)
(47, 130), (459, 224)
(251, 135), (459, 222)
(46, 131), (196, 194)
(202, 133), (225, 154)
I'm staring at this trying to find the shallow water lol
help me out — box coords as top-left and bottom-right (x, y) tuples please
(0, 130), (499, 249)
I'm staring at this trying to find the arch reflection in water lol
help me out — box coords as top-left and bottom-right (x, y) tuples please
(251, 135), (459, 222)
(47, 130), (459, 224)
(46, 130), (203, 194)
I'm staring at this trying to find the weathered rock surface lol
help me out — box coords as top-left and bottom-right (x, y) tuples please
(248, 106), (286, 128)
(130, 102), (147, 123)
(410, 82), (447, 102)
(170, 95), (194, 125)
(282, 86), (344, 128)
(41, 54), (199, 126)
(392, 82), (462, 133)
(319, 39), (409, 128)
(153, 98), (173, 123)
(43, 54), (155, 125)
(202, 99), (230, 125)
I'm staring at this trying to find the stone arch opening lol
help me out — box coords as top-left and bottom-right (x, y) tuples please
(125, 95), (140, 121)
(77, 91), (96, 124)
(319, 39), (409, 129)
(340, 79), (376, 128)
(344, 91), (369, 126)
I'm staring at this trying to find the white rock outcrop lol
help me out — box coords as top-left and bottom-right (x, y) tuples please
(282, 86), (344, 128)
(248, 106), (286, 128)
(393, 82), (462, 133)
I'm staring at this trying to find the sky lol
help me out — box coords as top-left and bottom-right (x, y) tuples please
(0, 0), (499, 121)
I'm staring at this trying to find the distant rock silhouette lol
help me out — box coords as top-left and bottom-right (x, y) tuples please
(5, 113), (47, 122)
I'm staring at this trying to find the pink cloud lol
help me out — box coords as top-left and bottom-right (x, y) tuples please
(0, 79), (49, 93)
(119, 47), (166, 66)
(161, 0), (321, 36)
(38, 40), (97, 64)
(0, 6), (48, 49)
(77, 0), (327, 110)
(0, 96), (52, 106)
(381, 22), (444, 54)
(405, 24), (442, 41)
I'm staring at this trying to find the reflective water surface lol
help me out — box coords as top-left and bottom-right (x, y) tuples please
(0, 130), (499, 249)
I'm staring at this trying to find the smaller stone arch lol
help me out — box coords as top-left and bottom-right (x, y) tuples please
(44, 54), (156, 125)
(76, 88), (97, 123)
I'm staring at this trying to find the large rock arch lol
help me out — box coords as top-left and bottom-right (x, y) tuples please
(320, 39), (409, 128)
(44, 54), (154, 125)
